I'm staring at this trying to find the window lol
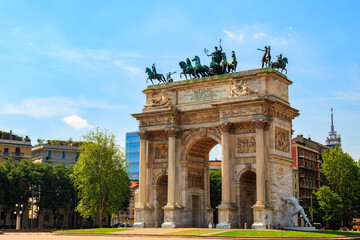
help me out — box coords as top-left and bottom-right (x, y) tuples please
(48, 151), (52, 157)
(62, 152), (66, 159)
(15, 159), (20, 163)
(75, 153), (80, 159)
(4, 148), (9, 155)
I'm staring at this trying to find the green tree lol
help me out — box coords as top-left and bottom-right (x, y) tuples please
(210, 168), (222, 224)
(71, 128), (130, 227)
(319, 146), (360, 227)
(314, 186), (343, 228)
(0, 159), (42, 228)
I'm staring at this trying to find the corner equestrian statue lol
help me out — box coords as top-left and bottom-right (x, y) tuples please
(257, 46), (271, 68)
(270, 54), (288, 74)
(281, 195), (312, 227)
(146, 63), (166, 85)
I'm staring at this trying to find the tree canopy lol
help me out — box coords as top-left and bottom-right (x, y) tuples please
(314, 146), (360, 228)
(71, 128), (130, 227)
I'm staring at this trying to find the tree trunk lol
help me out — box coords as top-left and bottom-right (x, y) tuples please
(99, 199), (104, 228)
(3, 211), (7, 228)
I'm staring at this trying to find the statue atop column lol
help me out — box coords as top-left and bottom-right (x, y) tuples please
(281, 195), (312, 227)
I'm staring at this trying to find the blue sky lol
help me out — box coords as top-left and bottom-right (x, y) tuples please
(0, 1), (359, 160)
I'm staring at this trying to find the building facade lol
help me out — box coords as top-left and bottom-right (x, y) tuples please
(0, 130), (32, 163)
(31, 140), (81, 166)
(292, 135), (327, 212)
(126, 132), (140, 180)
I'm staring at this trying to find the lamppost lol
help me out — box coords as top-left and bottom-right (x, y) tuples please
(14, 203), (24, 230)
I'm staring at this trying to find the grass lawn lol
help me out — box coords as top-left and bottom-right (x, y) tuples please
(168, 230), (223, 235)
(215, 230), (360, 237)
(56, 228), (132, 234)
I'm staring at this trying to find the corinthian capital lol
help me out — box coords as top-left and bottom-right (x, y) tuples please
(137, 131), (150, 140)
(251, 119), (268, 130)
(219, 122), (234, 133)
(166, 128), (180, 138)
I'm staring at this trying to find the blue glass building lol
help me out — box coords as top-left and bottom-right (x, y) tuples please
(126, 132), (140, 180)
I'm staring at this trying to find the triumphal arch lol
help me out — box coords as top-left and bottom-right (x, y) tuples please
(132, 68), (299, 229)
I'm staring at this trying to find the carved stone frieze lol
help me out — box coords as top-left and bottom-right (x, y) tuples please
(219, 122), (234, 133)
(237, 137), (256, 153)
(229, 80), (259, 97)
(188, 169), (204, 189)
(155, 144), (168, 159)
(234, 122), (255, 134)
(139, 116), (178, 127)
(269, 104), (299, 123)
(275, 127), (290, 152)
(152, 131), (167, 141)
(252, 119), (268, 130)
(145, 91), (172, 108)
(153, 162), (167, 169)
(166, 128), (180, 138)
(181, 127), (221, 145)
(137, 131), (150, 140)
(180, 112), (219, 125)
(222, 106), (268, 119)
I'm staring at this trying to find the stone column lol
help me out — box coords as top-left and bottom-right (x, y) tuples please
(133, 131), (149, 228)
(251, 119), (268, 229)
(162, 128), (181, 228)
(137, 131), (148, 207)
(216, 123), (237, 229)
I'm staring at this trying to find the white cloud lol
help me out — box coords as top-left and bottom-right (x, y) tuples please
(62, 115), (92, 129)
(252, 32), (268, 39)
(45, 45), (144, 74)
(1, 97), (123, 117)
(223, 30), (244, 41)
(113, 60), (143, 74)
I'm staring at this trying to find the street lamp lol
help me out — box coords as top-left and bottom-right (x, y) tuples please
(14, 203), (24, 230)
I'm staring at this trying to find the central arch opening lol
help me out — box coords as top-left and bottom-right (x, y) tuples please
(185, 136), (221, 227)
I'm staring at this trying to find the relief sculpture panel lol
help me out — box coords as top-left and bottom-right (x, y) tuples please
(237, 137), (256, 153)
(275, 127), (290, 152)
(188, 169), (204, 189)
(155, 144), (168, 159)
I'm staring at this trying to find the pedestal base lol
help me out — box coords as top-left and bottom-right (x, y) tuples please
(161, 204), (183, 228)
(216, 204), (238, 229)
(284, 226), (316, 232)
(133, 204), (154, 228)
(251, 203), (267, 229)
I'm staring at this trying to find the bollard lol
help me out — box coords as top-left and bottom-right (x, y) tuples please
(244, 222), (247, 229)
(155, 222), (158, 228)
(229, 223), (232, 229)
(208, 223), (212, 228)
(268, 223), (271, 229)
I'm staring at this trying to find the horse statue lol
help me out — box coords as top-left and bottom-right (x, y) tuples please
(228, 51), (237, 73)
(270, 56), (288, 74)
(258, 46), (271, 68)
(192, 56), (209, 77)
(208, 52), (221, 75)
(146, 67), (166, 84)
(179, 61), (197, 79)
(220, 52), (228, 74)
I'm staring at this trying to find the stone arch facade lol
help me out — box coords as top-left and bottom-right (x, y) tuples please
(132, 68), (299, 229)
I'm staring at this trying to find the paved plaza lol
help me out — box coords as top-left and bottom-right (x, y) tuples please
(2, 229), (360, 240)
